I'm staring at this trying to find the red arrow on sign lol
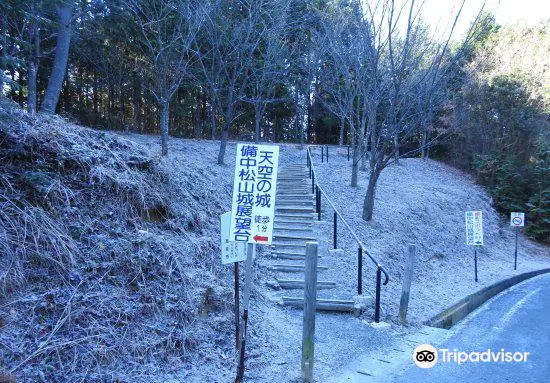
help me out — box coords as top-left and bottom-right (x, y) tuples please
(253, 235), (269, 242)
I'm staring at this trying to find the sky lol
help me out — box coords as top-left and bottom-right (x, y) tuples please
(421, 0), (550, 40)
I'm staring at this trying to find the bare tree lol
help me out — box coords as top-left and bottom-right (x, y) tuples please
(242, 9), (290, 144)
(196, 0), (284, 164)
(41, 0), (74, 114)
(360, 0), (466, 220)
(125, 0), (208, 155)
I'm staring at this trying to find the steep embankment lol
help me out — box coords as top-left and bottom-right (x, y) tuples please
(313, 148), (550, 323)
(0, 100), (238, 382)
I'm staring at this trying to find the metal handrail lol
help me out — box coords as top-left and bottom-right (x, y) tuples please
(306, 145), (389, 321)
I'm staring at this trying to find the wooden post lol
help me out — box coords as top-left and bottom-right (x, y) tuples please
(474, 248), (478, 282)
(234, 263), (240, 350)
(235, 244), (255, 383)
(301, 242), (318, 383)
(399, 244), (416, 323)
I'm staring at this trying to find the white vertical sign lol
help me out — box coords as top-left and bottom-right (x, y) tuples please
(510, 212), (525, 227)
(220, 212), (247, 264)
(230, 143), (279, 245)
(465, 211), (484, 246)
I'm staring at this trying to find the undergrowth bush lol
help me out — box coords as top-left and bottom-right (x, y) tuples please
(473, 140), (549, 243)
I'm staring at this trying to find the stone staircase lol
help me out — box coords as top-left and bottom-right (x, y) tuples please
(267, 163), (363, 314)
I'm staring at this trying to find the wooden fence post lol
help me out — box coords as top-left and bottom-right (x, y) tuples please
(399, 244), (416, 323)
(301, 242), (318, 383)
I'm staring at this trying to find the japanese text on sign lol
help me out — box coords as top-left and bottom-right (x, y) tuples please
(465, 211), (484, 246)
(230, 144), (279, 244)
(220, 212), (247, 264)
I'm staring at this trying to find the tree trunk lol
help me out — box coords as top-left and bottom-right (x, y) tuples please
(360, 136), (367, 171)
(420, 125), (427, 159)
(27, 16), (40, 115)
(254, 105), (261, 143)
(394, 134), (400, 163)
(218, 119), (230, 164)
(209, 102), (216, 140)
(41, 2), (73, 114)
(362, 168), (380, 221)
(350, 123), (358, 187)
(338, 115), (345, 146)
(160, 99), (170, 156)
(27, 62), (38, 115)
(193, 91), (202, 139)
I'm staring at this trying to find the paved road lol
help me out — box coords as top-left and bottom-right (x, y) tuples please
(392, 273), (550, 382)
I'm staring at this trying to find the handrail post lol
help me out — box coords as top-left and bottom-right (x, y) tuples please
(326, 146), (329, 162)
(315, 186), (319, 215)
(316, 187), (321, 221)
(321, 146), (324, 163)
(347, 145), (350, 161)
(311, 172), (315, 194)
(357, 246), (363, 295)
(333, 212), (337, 249)
(375, 267), (381, 323)
(307, 152), (310, 168)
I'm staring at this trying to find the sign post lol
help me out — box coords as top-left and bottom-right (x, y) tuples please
(465, 211), (484, 282)
(220, 212), (247, 349)
(229, 143), (279, 383)
(510, 212), (525, 270)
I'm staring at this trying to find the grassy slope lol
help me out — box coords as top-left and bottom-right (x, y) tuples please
(0, 100), (236, 382)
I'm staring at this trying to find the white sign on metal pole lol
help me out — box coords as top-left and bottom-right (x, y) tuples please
(510, 212), (525, 227)
(220, 212), (247, 264)
(230, 143), (279, 245)
(465, 211), (484, 246)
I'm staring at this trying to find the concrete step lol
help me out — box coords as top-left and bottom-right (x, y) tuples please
(268, 264), (328, 273)
(281, 297), (361, 314)
(278, 187), (307, 190)
(273, 233), (316, 241)
(277, 200), (314, 206)
(276, 194), (313, 199)
(275, 214), (315, 221)
(272, 251), (313, 260)
(271, 239), (307, 250)
(274, 223), (313, 231)
(276, 279), (337, 290)
(276, 206), (315, 213)
(274, 229), (313, 237)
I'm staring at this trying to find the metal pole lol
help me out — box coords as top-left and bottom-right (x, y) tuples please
(321, 146), (324, 163)
(347, 145), (350, 161)
(311, 172), (315, 194)
(375, 268), (381, 323)
(514, 227), (518, 270)
(333, 212), (337, 249)
(474, 248), (478, 282)
(235, 244), (255, 383)
(357, 246), (363, 295)
(307, 152), (310, 168)
(301, 242), (318, 383)
(234, 263), (240, 350)
(315, 186), (319, 214)
(326, 146), (329, 162)
(317, 187), (321, 221)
